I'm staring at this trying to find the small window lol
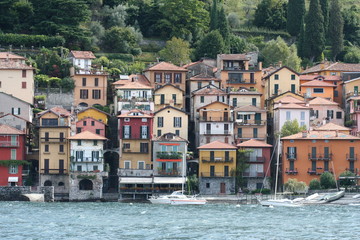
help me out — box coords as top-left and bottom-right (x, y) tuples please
(291, 74), (296, 80)
(312, 140), (316, 143)
(142, 118), (147, 122)
(59, 145), (64, 153)
(93, 165), (98, 171)
(290, 140), (294, 143)
(123, 143), (130, 149)
(124, 118), (130, 122)
(124, 161), (131, 169)
(96, 129), (101, 135)
(77, 166), (82, 171)
(22, 70), (26, 78)
(206, 183), (210, 188)
(58, 182), (65, 186)
(91, 121), (95, 126)
(76, 127), (81, 133)
(313, 88), (324, 93)
(22, 82), (27, 89)
(83, 121), (87, 126)
(336, 112), (342, 119)
(82, 78), (86, 86)
(138, 161), (145, 170)
(9, 165), (18, 174)
(77, 140), (82, 146)
(94, 78), (99, 87)
(198, 82), (202, 89)
(175, 130), (180, 136)
(45, 145), (49, 152)
(200, 96), (204, 103)
(94, 140), (98, 146)
(274, 74), (279, 80)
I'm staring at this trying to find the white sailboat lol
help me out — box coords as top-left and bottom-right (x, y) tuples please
(148, 152), (207, 205)
(259, 136), (303, 207)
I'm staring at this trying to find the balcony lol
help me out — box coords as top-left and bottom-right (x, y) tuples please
(118, 97), (152, 102)
(71, 157), (103, 163)
(75, 68), (107, 75)
(40, 169), (68, 175)
(201, 172), (231, 177)
(307, 168), (333, 175)
(245, 156), (265, 163)
(242, 172), (265, 178)
(202, 130), (232, 136)
(199, 116), (230, 122)
(119, 187), (153, 193)
(122, 149), (149, 154)
(227, 79), (256, 84)
(285, 168), (298, 175)
(286, 153), (297, 160)
(235, 119), (265, 125)
(307, 169), (317, 175)
(157, 170), (181, 176)
(156, 152), (182, 160)
(308, 153), (333, 161)
(347, 154), (357, 161)
(118, 168), (153, 177)
(201, 157), (234, 163)
(41, 138), (67, 143)
(0, 141), (19, 147)
(235, 134), (266, 140)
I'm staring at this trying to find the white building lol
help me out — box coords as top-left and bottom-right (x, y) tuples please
(68, 51), (96, 73)
(273, 103), (311, 134)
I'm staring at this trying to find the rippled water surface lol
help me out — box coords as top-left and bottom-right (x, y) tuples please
(1, 202), (359, 240)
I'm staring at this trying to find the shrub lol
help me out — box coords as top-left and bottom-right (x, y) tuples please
(0, 34), (65, 48)
(339, 171), (356, 187)
(309, 179), (321, 190)
(320, 172), (337, 189)
(284, 178), (307, 193)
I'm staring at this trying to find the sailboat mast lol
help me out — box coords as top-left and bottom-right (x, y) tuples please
(182, 150), (185, 193)
(274, 136), (281, 200)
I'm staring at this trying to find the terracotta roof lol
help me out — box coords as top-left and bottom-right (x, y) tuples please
(274, 95), (306, 104)
(192, 85), (226, 95)
(218, 54), (249, 61)
(145, 61), (187, 71)
(70, 51), (96, 59)
(0, 60), (34, 70)
(0, 52), (26, 60)
(344, 76), (360, 84)
(263, 66), (299, 79)
(154, 132), (188, 142)
(76, 117), (107, 126)
(117, 109), (153, 118)
(68, 130), (107, 140)
(282, 130), (360, 140)
(314, 123), (350, 131)
(189, 73), (219, 81)
(0, 124), (25, 134)
(113, 74), (151, 89)
(77, 107), (111, 116)
(268, 91), (304, 102)
(182, 61), (200, 68)
(302, 62), (360, 74)
(154, 83), (184, 92)
(38, 106), (71, 117)
(275, 103), (311, 110)
(234, 105), (266, 112)
(237, 139), (272, 148)
(308, 97), (339, 105)
(198, 140), (237, 149)
(198, 101), (231, 110)
(300, 79), (336, 87)
(300, 74), (341, 81)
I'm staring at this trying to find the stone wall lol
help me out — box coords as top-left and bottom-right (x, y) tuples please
(69, 172), (107, 201)
(0, 186), (54, 202)
(199, 177), (235, 195)
(246, 177), (270, 191)
(36, 90), (74, 110)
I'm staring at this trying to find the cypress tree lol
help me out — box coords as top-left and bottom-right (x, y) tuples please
(210, 0), (218, 30)
(286, 0), (305, 36)
(217, 6), (230, 45)
(304, 0), (325, 61)
(320, 0), (329, 35)
(297, 16), (306, 58)
(328, 0), (344, 60)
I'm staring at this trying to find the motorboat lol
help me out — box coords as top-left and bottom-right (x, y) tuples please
(149, 191), (207, 205)
(322, 191), (345, 203)
(259, 198), (303, 207)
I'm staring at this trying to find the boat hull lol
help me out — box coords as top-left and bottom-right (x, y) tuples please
(259, 199), (303, 207)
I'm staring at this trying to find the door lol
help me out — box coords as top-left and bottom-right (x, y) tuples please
(224, 112), (228, 121)
(59, 160), (64, 174)
(255, 113), (261, 124)
(203, 111), (207, 121)
(210, 165), (215, 176)
(44, 159), (49, 174)
(220, 182), (226, 194)
(291, 84), (296, 93)
(206, 123), (211, 134)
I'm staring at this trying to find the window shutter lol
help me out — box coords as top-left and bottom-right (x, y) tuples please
(18, 108), (20, 115)
(122, 126), (125, 138)
(129, 126), (131, 138)
(179, 117), (181, 127)
(173, 117), (176, 127)
(12, 108), (14, 114)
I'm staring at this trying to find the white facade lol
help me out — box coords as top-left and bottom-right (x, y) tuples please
(70, 140), (105, 172)
(198, 122), (234, 146)
(71, 58), (92, 71)
(274, 108), (311, 134)
(114, 89), (153, 114)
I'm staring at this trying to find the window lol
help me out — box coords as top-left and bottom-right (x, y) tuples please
(274, 84), (279, 95)
(92, 90), (101, 99)
(59, 145), (64, 153)
(140, 143), (149, 153)
(22, 70), (26, 78)
(253, 128), (258, 138)
(93, 166), (98, 171)
(94, 78), (99, 87)
(286, 111), (291, 120)
(45, 132), (49, 141)
(83, 121), (87, 126)
(124, 161), (131, 169)
(0, 81), (1, 88)
(172, 94), (176, 104)
(141, 126), (148, 139)
(237, 128), (242, 138)
(124, 118), (130, 122)
(165, 73), (172, 83)
(76, 151), (84, 162)
(334, 90), (338, 97)
(138, 161), (145, 169)
(12, 108), (21, 115)
(198, 82), (202, 89)
(157, 130), (162, 137)
(77, 140), (82, 146)
(174, 117), (182, 127)
(252, 98), (257, 106)
(174, 73), (181, 83)
(80, 89), (88, 99)
(291, 84), (296, 93)
(274, 74), (279, 80)
(77, 127), (81, 133)
(93, 140), (98, 146)
(11, 149), (16, 160)
(175, 130), (180, 136)
(142, 118), (147, 122)
(206, 183), (210, 188)
(158, 117), (164, 127)
(291, 74), (296, 80)
(92, 151), (99, 161)
(77, 165), (82, 171)
(96, 129), (101, 135)
(123, 143), (130, 149)
(160, 94), (165, 104)
(336, 112), (342, 119)
(11, 136), (17, 146)
(232, 98), (237, 107)
(123, 125), (131, 138)
(289, 161), (294, 171)
(155, 73), (162, 83)
(313, 88), (324, 93)
(300, 112), (305, 120)
(200, 96), (204, 103)
(22, 82), (27, 89)
(327, 110), (334, 119)
(82, 78), (86, 86)
(91, 121), (95, 126)
(9, 165), (18, 174)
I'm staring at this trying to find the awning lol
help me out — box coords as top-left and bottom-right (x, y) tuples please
(153, 177), (186, 184)
(8, 177), (19, 182)
(119, 177), (152, 184)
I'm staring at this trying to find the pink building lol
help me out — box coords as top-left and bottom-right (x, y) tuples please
(76, 117), (106, 137)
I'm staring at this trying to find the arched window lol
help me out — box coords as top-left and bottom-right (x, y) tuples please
(58, 182), (65, 186)
(79, 179), (93, 190)
(78, 102), (88, 107)
(44, 180), (52, 186)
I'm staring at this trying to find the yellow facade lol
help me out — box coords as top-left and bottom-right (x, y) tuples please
(153, 107), (188, 140)
(263, 67), (300, 100)
(301, 85), (335, 100)
(344, 79), (360, 99)
(120, 139), (152, 169)
(198, 149), (237, 177)
(153, 85), (184, 111)
(199, 102), (231, 121)
(77, 108), (108, 124)
(73, 74), (108, 107)
(229, 93), (262, 108)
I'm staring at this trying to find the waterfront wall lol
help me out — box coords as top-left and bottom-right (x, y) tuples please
(199, 177), (235, 195)
(69, 172), (107, 201)
(0, 186), (54, 202)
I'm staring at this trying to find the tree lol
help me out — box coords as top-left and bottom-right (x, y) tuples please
(217, 6), (231, 45)
(309, 179), (321, 190)
(339, 171), (356, 188)
(280, 119), (307, 137)
(254, 0), (288, 31)
(159, 37), (191, 66)
(328, 0), (344, 60)
(35, 48), (72, 78)
(229, 34), (247, 54)
(319, 0), (329, 36)
(227, 12), (241, 29)
(231, 149), (250, 191)
(286, 0), (305, 36)
(344, 46), (360, 63)
(297, 16), (306, 58)
(137, 0), (164, 38)
(209, 0), (218, 30)
(261, 36), (302, 71)
(194, 30), (225, 60)
(284, 178), (307, 194)
(304, 0), (325, 61)
(320, 172), (336, 189)
(101, 26), (142, 53)
(342, 5), (360, 46)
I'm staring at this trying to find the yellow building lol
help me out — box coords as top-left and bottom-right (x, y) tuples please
(153, 106), (188, 140)
(262, 66), (300, 101)
(77, 107), (110, 125)
(302, 62), (360, 77)
(344, 77), (360, 99)
(198, 141), (237, 195)
(266, 91), (305, 115)
(37, 107), (71, 195)
(153, 84), (184, 111)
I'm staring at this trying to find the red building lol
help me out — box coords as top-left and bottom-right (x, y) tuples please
(76, 117), (107, 137)
(0, 124), (26, 186)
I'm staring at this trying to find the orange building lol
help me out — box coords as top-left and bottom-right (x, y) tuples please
(300, 79), (336, 100)
(282, 130), (360, 185)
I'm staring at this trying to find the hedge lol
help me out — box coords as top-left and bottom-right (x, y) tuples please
(232, 28), (291, 40)
(0, 34), (65, 48)
(94, 53), (134, 62)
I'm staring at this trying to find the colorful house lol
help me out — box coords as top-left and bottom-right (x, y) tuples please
(153, 106), (188, 140)
(75, 117), (106, 137)
(0, 92), (33, 122)
(237, 139), (272, 190)
(228, 87), (263, 108)
(282, 130), (360, 185)
(68, 50), (96, 73)
(198, 141), (237, 195)
(300, 79), (336, 100)
(302, 61), (360, 77)
(77, 107), (110, 125)
(186, 73), (221, 96)
(314, 122), (351, 134)
(0, 124), (26, 186)
(308, 97), (344, 128)
(153, 84), (184, 111)
(347, 96), (360, 135)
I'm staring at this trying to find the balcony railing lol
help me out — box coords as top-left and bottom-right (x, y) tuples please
(41, 138), (67, 143)
(235, 134), (266, 140)
(118, 97), (152, 102)
(307, 168), (333, 175)
(156, 152), (182, 159)
(347, 154), (357, 161)
(201, 172), (231, 177)
(0, 141), (19, 147)
(202, 131), (231, 135)
(75, 68), (107, 75)
(244, 156), (265, 163)
(286, 153), (297, 160)
(227, 79), (256, 84)
(118, 168), (153, 177)
(308, 153), (333, 161)
(40, 169), (68, 175)
(119, 187), (153, 193)
(199, 116), (230, 122)
(157, 170), (181, 176)
(235, 119), (265, 125)
(242, 172), (264, 178)
(223, 66), (246, 71)
(201, 157), (234, 163)
(71, 157), (103, 162)
(285, 168), (298, 175)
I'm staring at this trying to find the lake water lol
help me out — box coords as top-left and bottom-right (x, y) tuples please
(1, 202), (359, 240)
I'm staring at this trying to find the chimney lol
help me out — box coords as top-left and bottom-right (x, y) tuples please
(336, 130), (339, 137)
(302, 130), (307, 138)
(278, 61), (282, 68)
(258, 62), (262, 70)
